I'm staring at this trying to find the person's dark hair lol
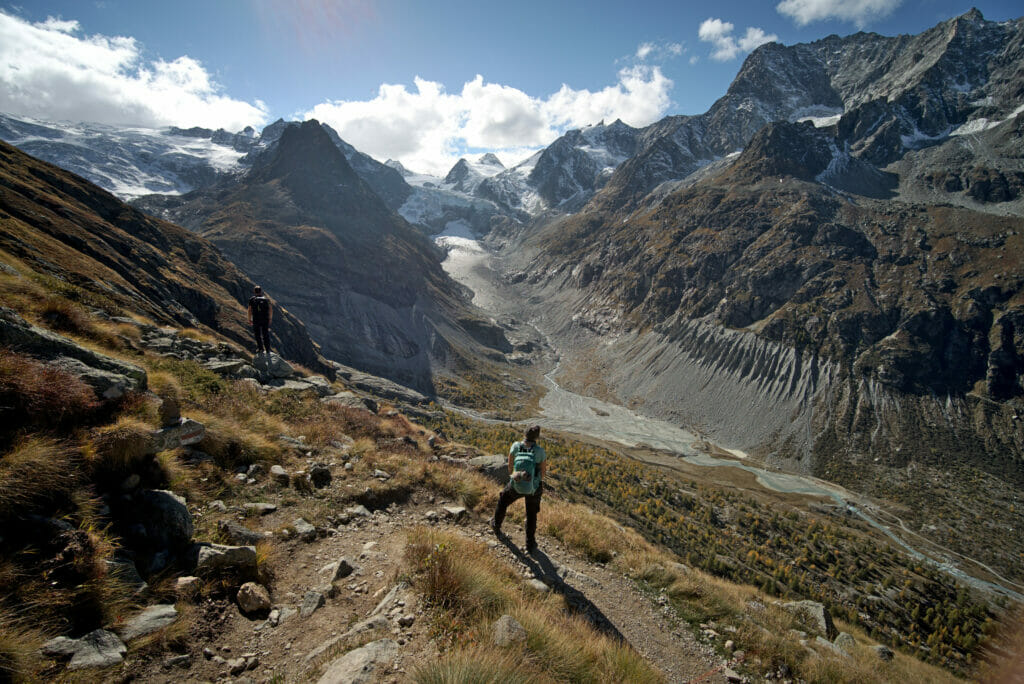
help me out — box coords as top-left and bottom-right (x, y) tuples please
(525, 425), (540, 442)
(254, 285), (262, 294)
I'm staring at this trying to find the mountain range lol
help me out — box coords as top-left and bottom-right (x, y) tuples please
(1, 7), (1022, 580)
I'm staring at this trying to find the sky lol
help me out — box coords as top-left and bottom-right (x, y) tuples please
(1, 0), (1021, 175)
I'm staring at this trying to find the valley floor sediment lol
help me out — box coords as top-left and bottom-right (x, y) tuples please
(436, 232), (1024, 604)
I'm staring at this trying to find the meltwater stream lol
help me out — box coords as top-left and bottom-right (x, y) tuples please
(437, 230), (1024, 603)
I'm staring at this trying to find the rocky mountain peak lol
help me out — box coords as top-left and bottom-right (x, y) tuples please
(250, 119), (361, 189)
(444, 158), (471, 185)
(479, 153), (504, 168)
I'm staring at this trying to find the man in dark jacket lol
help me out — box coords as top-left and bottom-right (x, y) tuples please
(247, 285), (273, 355)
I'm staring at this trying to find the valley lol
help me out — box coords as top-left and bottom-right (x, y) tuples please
(435, 226), (1024, 606)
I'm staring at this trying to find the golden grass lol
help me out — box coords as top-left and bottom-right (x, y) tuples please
(0, 437), (79, 521)
(405, 528), (663, 683)
(88, 417), (154, 477)
(188, 410), (282, 469)
(0, 613), (44, 684)
(412, 647), (550, 683)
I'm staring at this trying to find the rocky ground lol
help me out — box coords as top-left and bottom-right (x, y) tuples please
(119, 493), (734, 684)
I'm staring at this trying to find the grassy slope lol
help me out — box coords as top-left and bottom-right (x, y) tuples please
(0, 252), (1012, 683)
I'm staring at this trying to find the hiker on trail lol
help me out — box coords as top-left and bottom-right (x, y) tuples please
(247, 285), (273, 355)
(491, 425), (547, 554)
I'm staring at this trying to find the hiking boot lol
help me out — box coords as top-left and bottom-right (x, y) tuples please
(489, 518), (505, 539)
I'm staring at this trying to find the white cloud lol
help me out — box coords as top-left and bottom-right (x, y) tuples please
(306, 67), (673, 176)
(635, 40), (684, 62)
(0, 10), (267, 130)
(776, 0), (901, 27)
(698, 17), (778, 61)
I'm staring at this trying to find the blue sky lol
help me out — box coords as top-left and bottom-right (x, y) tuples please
(1, 0), (1021, 174)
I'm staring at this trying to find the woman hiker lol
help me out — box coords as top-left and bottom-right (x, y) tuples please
(491, 425), (547, 554)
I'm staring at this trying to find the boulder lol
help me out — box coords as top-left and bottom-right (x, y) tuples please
(346, 505), (371, 518)
(104, 557), (148, 595)
(872, 644), (894, 661)
(303, 615), (389, 665)
(783, 600), (837, 640)
(309, 464), (332, 488)
(316, 639), (399, 684)
(300, 590), (325, 618)
(834, 632), (856, 653)
(243, 502), (277, 515)
(218, 520), (265, 546)
(293, 518), (317, 542)
(135, 490), (193, 550)
(47, 356), (140, 400)
(150, 417), (205, 452)
(332, 557), (356, 581)
(266, 378), (321, 393)
(253, 353), (293, 379)
(204, 359), (247, 376)
(469, 455), (508, 483)
(343, 369), (430, 405)
(303, 375), (333, 397)
(233, 364), (261, 381)
(237, 582), (272, 614)
(270, 464), (290, 485)
(118, 604), (178, 641)
(321, 391), (378, 412)
(193, 543), (258, 577)
(56, 630), (127, 670)
(492, 615), (527, 647)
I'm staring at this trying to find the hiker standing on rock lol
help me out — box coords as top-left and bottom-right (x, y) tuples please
(247, 285), (273, 355)
(491, 425), (547, 554)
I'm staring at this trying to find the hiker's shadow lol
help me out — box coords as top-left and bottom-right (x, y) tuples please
(499, 537), (625, 642)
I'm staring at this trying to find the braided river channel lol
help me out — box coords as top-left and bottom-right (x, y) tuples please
(436, 226), (1024, 602)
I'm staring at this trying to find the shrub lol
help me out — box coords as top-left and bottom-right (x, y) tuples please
(38, 297), (92, 336)
(0, 350), (99, 439)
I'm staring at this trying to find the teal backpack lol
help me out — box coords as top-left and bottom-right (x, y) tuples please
(511, 442), (539, 495)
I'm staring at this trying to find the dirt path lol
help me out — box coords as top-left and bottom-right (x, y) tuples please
(480, 522), (728, 683)
(129, 497), (732, 683)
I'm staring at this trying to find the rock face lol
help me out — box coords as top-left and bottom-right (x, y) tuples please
(0, 307), (147, 399)
(145, 120), (512, 394)
(0, 140), (328, 372)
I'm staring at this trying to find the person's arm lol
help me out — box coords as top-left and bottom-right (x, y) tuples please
(268, 300), (273, 324)
(507, 444), (515, 474)
(247, 301), (253, 325)
(538, 460), (547, 478)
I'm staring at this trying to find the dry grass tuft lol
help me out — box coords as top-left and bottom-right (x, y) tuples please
(190, 411), (281, 469)
(405, 528), (662, 683)
(0, 437), (79, 522)
(411, 647), (548, 683)
(89, 417), (154, 477)
(0, 614), (44, 684)
(0, 350), (99, 438)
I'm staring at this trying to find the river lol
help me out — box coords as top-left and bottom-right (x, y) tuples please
(436, 228), (1024, 603)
